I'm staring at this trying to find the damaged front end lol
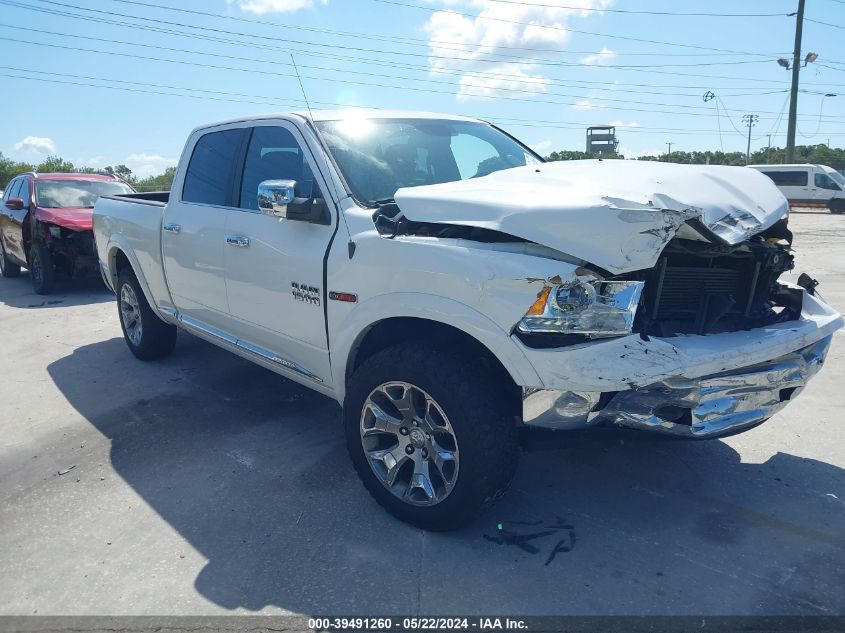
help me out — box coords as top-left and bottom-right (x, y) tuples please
(33, 219), (99, 279)
(523, 335), (831, 438)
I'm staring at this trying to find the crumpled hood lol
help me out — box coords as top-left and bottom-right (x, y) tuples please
(33, 206), (94, 232)
(393, 160), (789, 274)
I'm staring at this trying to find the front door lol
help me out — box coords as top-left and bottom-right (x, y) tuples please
(223, 122), (337, 385)
(162, 126), (247, 332)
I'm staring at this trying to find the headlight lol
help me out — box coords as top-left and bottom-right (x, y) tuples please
(517, 279), (644, 338)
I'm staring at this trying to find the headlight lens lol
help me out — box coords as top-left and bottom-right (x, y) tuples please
(517, 280), (644, 338)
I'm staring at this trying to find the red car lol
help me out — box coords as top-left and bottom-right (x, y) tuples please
(0, 172), (134, 294)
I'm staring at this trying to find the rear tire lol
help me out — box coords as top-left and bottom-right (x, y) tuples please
(344, 343), (519, 531)
(29, 243), (55, 294)
(0, 238), (21, 278)
(117, 268), (177, 360)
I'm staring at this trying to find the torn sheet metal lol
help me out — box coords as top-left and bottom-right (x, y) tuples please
(394, 160), (789, 274)
(523, 335), (831, 439)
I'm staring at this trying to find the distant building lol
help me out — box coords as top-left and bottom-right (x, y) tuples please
(586, 126), (619, 155)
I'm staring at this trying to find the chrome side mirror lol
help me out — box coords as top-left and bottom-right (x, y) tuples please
(257, 179), (296, 218)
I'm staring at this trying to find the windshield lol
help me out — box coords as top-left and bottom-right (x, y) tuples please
(315, 118), (541, 206)
(35, 180), (134, 208)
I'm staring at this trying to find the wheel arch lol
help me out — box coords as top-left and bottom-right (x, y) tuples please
(332, 293), (541, 408)
(106, 240), (159, 314)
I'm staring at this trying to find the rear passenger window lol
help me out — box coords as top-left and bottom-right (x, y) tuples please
(7, 179), (23, 200)
(238, 125), (319, 211)
(762, 170), (808, 187)
(182, 128), (245, 206)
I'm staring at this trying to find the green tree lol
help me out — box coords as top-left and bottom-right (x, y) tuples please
(0, 152), (35, 189)
(135, 166), (176, 191)
(36, 155), (75, 172)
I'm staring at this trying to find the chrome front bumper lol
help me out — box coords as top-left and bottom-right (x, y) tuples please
(522, 335), (832, 438)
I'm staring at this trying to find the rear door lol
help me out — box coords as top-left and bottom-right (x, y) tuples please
(221, 121), (337, 385)
(1, 177), (29, 265)
(162, 126), (247, 333)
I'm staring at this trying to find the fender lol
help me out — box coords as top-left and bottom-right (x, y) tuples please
(105, 237), (176, 325)
(330, 292), (543, 402)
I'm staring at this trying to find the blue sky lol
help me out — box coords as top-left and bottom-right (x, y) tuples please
(1, 0), (844, 177)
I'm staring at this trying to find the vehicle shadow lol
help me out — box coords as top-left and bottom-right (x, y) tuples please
(46, 337), (845, 615)
(0, 274), (113, 309)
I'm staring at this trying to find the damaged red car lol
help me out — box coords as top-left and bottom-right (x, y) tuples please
(0, 172), (134, 294)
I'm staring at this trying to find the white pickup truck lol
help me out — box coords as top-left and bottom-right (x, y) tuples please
(94, 110), (842, 530)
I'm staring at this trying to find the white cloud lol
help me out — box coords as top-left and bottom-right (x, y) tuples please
(228, 0), (327, 14)
(617, 145), (663, 160)
(424, 0), (614, 100)
(123, 154), (178, 178)
(574, 99), (601, 111)
(13, 136), (56, 155)
(529, 139), (553, 154)
(580, 47), (616, 66)
(609, 119), (640, 128)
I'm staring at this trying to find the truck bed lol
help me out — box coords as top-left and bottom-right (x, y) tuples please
(93, 192), (170, 303)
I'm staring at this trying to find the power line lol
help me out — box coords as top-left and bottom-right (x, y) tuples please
(0, 69), (777, 138)
(477, 0), (790, 17)
(0, 24), (803, 119)
(101, 0), (784, 58)
(369, 0), (787, 56)
(10, 0), (845, 88)
(805, 17), (845, 30)
(6, 34), (843, 125)
(3, 0), (780, 71)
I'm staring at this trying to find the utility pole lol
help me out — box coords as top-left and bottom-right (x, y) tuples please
(743, 114), (759, 164)
(786, 0), (805, 163)
(665, 142), (672, 162)
(766, 134), (772, 164)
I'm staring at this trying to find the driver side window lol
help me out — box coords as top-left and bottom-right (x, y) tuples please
(238, 125), (320, 211)
(815, 173), (841, 191)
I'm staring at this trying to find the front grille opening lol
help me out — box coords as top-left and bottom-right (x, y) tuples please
(624, 238), (797, 337)
(780, 387), (798, 402)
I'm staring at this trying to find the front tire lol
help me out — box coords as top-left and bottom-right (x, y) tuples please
(117, 268), (177, 360)
(29, 243), (55, 294)
(0, 238), (21, 278)
(830, 199), (845, 214)
(344, 344), (519, 531)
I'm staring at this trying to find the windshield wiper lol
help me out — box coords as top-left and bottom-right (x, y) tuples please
(372, 197), (395, 206)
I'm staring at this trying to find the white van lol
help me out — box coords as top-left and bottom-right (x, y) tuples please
(748, 164), (845, 213)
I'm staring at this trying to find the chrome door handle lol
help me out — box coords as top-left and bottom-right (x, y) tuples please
(163, 223), (181, 233)
(226, 235), (250, 248)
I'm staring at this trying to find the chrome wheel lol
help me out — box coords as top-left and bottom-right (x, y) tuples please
(120, 283), (143, 346)
(360, 381), (459, 506)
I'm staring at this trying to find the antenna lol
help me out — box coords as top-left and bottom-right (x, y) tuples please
(290, 53), (315, 122)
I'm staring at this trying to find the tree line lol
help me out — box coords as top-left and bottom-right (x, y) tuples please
(546, 143), (845, 171)
(0, 152), (176, 192)
(4, 143), (845, 193)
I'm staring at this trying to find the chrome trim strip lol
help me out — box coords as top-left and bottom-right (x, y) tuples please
(171, 313), (324, 384)
(178, 314), (238, 345)
(158, 306), (177, 317)
(236, 339), (324, 383)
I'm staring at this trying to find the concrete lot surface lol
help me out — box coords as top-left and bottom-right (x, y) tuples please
(1, 211), (844, 616)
